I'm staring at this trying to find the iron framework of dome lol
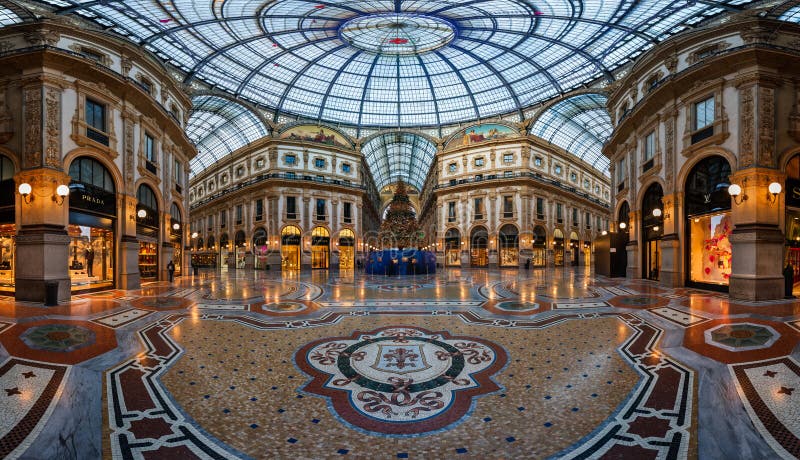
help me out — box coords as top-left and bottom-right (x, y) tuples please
(36, 0), (759, 131)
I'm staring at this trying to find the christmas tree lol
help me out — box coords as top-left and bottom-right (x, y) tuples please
(379, 181), (421, 249)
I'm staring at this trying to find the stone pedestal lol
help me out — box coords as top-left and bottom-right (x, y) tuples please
(15, 225), (70, 303)
(729, 224), (784, 300)
(118, 236), (140, 290)
(626, 240), (639, 279)
(659, 234), (682, 288)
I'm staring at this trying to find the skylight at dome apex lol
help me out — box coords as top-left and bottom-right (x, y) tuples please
(43, 0), (757, 130)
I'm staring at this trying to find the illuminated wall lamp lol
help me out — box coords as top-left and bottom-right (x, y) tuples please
(173, 223), (181, 230)
(652, 207), (669, 219)
(137, 209), (147, 219)
(53, 184), (69, 205)
(18, 182), (32, 203)
(618, 222), (627, 230)
(767, 182), (782, 204)
(728, 183), (747, 205)
(601, 230), (608, 236)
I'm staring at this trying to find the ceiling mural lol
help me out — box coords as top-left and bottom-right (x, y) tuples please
(446, 123), (519, 149)
(279, 125), (353, 149)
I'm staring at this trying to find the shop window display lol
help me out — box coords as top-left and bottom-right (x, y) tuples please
(68, 225), (114, 290)
(689, 213), (732, 285)
(0, 225), (14, 291)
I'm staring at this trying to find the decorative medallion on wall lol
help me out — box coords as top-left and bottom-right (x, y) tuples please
(296, 326), (507, 436)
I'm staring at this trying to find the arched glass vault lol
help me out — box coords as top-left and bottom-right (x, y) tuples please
(186, 95), (269, 176)
(362, 132), (437, 192)
(32, 0), (756, 129)
(530, 93), (612, 175)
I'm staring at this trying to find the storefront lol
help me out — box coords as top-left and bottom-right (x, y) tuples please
(281, 226), (301, 270)
(532, 226), (546, 267)
(169, 203), (182, 276)
(641, 183), (664, 280)
(311, 226), (330, 269)
(569, 231), (579, 266)
(253, 228), (269, 269)
(136, 184), (160, 281)
(499, 224), (519, 267)
(685, 156), (732, 290)
(67, 157), (117, 292)
(470, 226), (488, 267)
(338, 229), (355, 270)
(234, 230), (246, 268)
(444, 228), (461, 266)
(784, 155), (800, 288)
(219, 233), (229, 269)
(552, 229), (565, 266)
(0, 155), (14, 294)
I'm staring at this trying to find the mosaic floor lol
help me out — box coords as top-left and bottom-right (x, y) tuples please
(0, 267), (798, 459)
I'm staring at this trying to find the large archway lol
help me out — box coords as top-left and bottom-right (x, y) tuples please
(136, 183), (160, 281)
(281, 226), (301, 271)
(311, 227), (330, 269)
(470, 226), (488, 267)
(532, 225), (547, 267)
(67, 156), (117, 292)
(684, 155), (732, 290)
(0, 154), (15, 293)
(553, 229), (565, 266)
(498, 224), (519, 267)
(253, 227), (268, 269)
(170, 203), (183, 276)
(338, 229), (355, 270)
(444, 228), (461, 266)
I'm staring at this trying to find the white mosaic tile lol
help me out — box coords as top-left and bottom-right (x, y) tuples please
(553, 302), (609, 310)
(648, 307), (708, 327)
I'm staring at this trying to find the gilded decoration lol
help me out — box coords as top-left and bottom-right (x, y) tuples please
(23, 86), (42, 169)
(124, 115), (135, 194)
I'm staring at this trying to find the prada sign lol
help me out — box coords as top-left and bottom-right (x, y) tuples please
(787, 178), (800, 208)
(69, 183), (116, 217)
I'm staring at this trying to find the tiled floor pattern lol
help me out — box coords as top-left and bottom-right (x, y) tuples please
(0, 268), (795, 459)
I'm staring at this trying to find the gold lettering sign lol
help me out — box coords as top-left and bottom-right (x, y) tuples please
(81, 194), (105, 206)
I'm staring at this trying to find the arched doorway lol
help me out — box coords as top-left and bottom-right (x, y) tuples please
(67, 157), (116, 292)
(136, 184), (159, 280)
(532, 226), (547, 267)
(281, 226), (301, 270)
(499, 224), (519, 267)
(0, 155), (15, 293)
(197, 237), (204, 251)
(444, 228), (461, 266)
(569, 231), (580, 266)
(311, 227), (330, 269)
(553, 229), (565, 266)
(234, 230), (246, 268)
(685, 155), (732, 290)
(219, 233), (229, 269)
(338, 229), (355, 270)
(641, 183), (664, 280)
(253, 228), (268, 269)
(169, 203), (182, 276)
(206, 235), (215, 250)
(470, 226), (488, 267)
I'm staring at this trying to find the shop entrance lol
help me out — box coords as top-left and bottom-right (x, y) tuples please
(311, 227), (330, 269)
(553, 229), (565, 266)
(569, 231), (579, 266)
(784, 154), (800, 294)
(136, 184), (160, 281)
(470, 226), (488, 267)
(0, 155), (15, 294)
(445, 228), (461, 266)
(253, 228), (268, 269)
(281, 226), (301, 270)
(641, 183), (664, 280)
(499, 224), (519, 267)
(338, 229), (355, 270)
(532, 226), (547, 267)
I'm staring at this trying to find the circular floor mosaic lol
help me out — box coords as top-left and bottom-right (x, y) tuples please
(261, 301), (307, 313)
(494, 300), (539, 312)
(20, 324), (95, 352)
(296, 326), (507, 436)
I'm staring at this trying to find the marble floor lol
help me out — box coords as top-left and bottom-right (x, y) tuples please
(0, 267), (798, 459)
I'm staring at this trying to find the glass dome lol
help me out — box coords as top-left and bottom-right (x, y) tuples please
(37, 0), (755, 129)
(362, 132), (437, 192)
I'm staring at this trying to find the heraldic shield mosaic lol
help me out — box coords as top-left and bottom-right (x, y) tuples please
(296, 326), (508, 436)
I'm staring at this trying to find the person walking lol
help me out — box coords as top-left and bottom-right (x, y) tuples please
(167, 260), (175, 282)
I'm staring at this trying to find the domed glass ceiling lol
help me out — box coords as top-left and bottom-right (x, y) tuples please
(39, 0), (755, 129)
(362, 132), (437, 192)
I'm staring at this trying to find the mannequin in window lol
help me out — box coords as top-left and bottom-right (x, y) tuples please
(85, 247), (95, 277)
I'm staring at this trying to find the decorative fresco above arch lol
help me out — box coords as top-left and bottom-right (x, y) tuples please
(279, 124), (353, 149)
(445, 123), (519, 149)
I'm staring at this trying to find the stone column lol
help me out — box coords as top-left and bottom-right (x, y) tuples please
(626, 210), (640, 279)
(118, 194), (141, 289)
(659, 193), (682, 287)
(728, 168), (784, 300)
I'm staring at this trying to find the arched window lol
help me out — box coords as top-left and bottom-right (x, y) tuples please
(137, 184), (158, 212)
(69, 157), (115, 193)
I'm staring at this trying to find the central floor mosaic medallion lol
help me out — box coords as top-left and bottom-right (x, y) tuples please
(296, 326), (507, 436)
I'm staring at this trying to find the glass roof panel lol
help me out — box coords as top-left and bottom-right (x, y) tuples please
(361, 132), (437, 191)
(0, 6), (23, 26)
(530, 93), (612, 176)
(779, 6), (800, 23)
(31, 0), (754, 135)
(186, 95), (269, 176)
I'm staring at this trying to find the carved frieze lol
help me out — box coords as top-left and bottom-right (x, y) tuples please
(44, 87), (61, 168)
(124, 116), (135, 194)
(23, 87), (42, 169)
(739, 86), (755, 168)
(23, 29), (60, 47)
(758, 86), (775, 167)
(687, 42), (730, 65)
(664, 112), (675, 188)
